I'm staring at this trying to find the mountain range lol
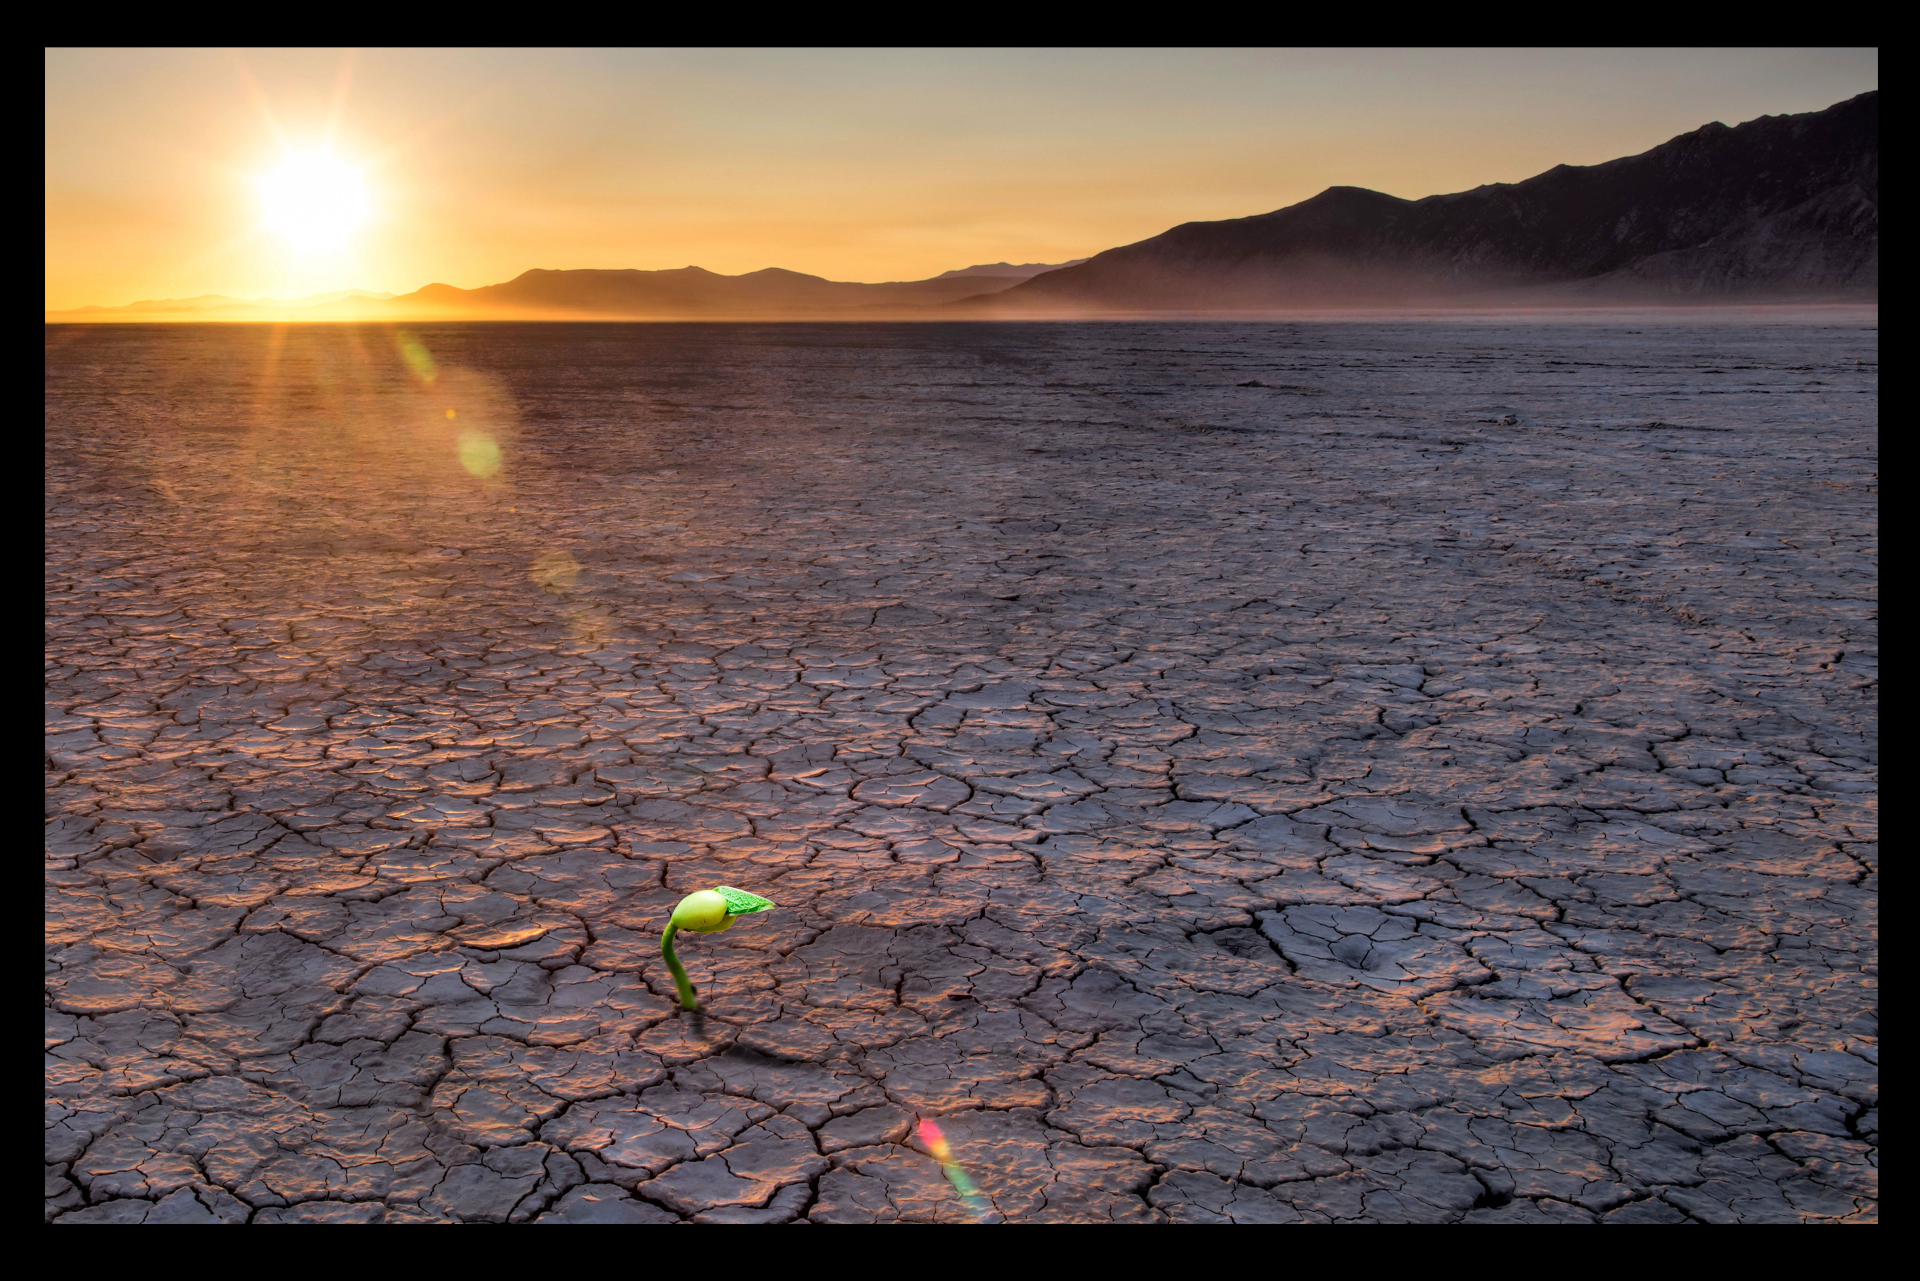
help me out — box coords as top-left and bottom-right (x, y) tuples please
(971, 91), (1876, 312)
(47, 92), (1874, 322)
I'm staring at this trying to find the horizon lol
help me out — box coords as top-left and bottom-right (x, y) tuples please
(46, 48), (1876, 312)
(54, 262), (1088, 314)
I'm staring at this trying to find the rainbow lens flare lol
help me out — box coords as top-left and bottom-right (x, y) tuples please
(915, 1117), (993, 1219)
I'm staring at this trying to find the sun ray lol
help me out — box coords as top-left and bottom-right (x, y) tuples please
(322, 49), (359, 148)
(227, 50), (288, 152)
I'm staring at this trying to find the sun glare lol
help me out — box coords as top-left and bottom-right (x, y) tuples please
(258, 150), (370, 253)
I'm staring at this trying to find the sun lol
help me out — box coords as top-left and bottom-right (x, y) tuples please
(258, 150), (370, 253)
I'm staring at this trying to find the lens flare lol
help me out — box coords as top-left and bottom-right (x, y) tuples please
(916, 1117), (992, 1219)
(458, 431), (503, 478)
(395, 331), (437, 383)
(530, 549), (581, 591)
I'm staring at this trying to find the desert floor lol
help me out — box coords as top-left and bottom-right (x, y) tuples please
(46, 317), (1877, 1222)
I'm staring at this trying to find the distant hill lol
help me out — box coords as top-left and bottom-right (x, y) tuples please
(46, 269), (1032, 322)
(933, 260), (1088, 280)
(968, 91), (1878, 312)
(54, 290), (395, 318)
(374, 265), (1036, 318)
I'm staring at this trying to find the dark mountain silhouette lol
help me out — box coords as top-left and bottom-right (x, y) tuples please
(973, 91), (1877, 311)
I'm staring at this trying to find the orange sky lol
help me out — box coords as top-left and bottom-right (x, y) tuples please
(44, 48), (1878, 310)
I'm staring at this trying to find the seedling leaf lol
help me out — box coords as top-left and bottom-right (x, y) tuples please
(715, 885), (775, 916)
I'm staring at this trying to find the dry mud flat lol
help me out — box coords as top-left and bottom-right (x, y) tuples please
(46, 318), (1877, 1223)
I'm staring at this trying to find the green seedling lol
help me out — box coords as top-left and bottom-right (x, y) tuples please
(660, 885), (776, 1011)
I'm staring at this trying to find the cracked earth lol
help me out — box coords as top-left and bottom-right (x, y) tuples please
(46, 318), (1877, 1223)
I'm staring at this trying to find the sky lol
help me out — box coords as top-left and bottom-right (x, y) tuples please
(45, 47), (1878, 310)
